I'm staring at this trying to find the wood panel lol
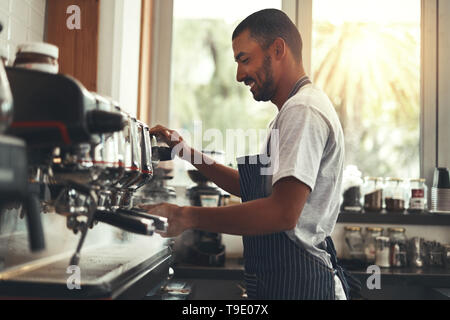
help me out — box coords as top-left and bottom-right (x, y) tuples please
(46, 0), (100, 92)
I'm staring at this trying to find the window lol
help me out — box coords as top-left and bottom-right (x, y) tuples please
(169, 0), (282, 186)
(311, 0), (421, 179)
(152, 0), (446, 189)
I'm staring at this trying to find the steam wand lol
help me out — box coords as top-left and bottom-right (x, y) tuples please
(55, 181), (98, 266)
(69, 186), (98, 266)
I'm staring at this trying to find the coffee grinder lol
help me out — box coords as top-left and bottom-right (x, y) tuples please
(184, 151), (227, 267)
(0, 21), (45, 253)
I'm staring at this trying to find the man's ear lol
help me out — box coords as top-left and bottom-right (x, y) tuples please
(272, 38), (287, 60)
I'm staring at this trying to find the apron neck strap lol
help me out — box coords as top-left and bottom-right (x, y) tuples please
(287, 76), (312, 100)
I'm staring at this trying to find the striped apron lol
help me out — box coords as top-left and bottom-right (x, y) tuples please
(238, 155), (336, 300)
(237, 76), (340, 300)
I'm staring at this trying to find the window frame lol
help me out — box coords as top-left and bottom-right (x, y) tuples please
(149, 0), (448, 196)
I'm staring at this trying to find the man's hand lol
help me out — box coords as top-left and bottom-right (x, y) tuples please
(149, 125), (185, 149)
(140, 203), (191, 238)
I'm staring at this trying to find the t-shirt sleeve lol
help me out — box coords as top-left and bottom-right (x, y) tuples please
(271, 105), (330, 191)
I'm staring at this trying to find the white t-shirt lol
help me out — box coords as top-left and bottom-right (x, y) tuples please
(264, 83), (345, 270)
(264, 83), (346, 300)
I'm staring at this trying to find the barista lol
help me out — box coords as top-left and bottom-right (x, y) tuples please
(144, 9), (351, 300)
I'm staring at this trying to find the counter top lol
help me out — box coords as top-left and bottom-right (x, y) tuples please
(0, 234), (173, 299)
(173, 258), (450, 288)
(350, 266), (450, 287)
(173, 258), (245, 280)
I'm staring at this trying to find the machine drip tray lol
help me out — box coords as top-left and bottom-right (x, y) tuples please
(0, 234), (173, 299)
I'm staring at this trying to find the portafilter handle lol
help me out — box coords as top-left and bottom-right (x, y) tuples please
(119, 207), (168, 233)
(94, 210), (155, 235)
(150, 134), (175, 166)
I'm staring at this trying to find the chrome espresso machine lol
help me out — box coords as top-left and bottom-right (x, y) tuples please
(0, 66), (174, 299)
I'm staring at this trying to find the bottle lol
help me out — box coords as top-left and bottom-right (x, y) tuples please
(344, 226), (365, 262)
(362, 177), (384, 213)
(13, 42), (59, 74)
(375, 236), (391, 268)
(408, 237), (424, 268)
(364, 227), (383, 264)
(384, 178), (407, 213)
(407, 178), (428, 214)
(388, 228), (408, 267)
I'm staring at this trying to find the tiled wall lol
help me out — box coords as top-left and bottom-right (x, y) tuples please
(0, 0), (46, 64)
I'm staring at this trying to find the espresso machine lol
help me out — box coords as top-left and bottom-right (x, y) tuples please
(0, 66), (173, 299)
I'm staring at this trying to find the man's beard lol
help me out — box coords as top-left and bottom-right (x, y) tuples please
(253, 55), (276, 102)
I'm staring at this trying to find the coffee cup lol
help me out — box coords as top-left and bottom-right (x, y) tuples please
(433, 168), (450, 189)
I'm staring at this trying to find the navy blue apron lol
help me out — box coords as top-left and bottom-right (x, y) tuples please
(237, 77), (355, 300)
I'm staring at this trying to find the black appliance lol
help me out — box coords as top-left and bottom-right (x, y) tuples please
(184, 168), (227, 267)
(0, 37), (45, 253)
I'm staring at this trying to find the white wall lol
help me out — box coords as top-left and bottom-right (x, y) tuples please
(97, 0), (142, 117)
(0, 0), (46, 64)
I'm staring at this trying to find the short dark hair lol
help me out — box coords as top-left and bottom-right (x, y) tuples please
(232, 9), (303, 64)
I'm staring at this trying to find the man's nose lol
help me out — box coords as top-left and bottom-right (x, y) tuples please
(236, 65), (246, 83)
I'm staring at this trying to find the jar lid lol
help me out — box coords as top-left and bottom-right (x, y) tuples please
(410, 178), (426, 183)
(385, 177), (404, 182)
(16, 42), (59, 59)
(365, 177), (383, 181)
(344, 226), (361, 231)
(388, 227), (405, 233)
(366, 227), (383, 232)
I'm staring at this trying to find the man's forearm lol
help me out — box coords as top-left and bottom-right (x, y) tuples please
(182, 146), (241, 197)
(182, 197), (295, 236)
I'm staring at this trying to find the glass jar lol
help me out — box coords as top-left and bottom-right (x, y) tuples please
(407, 178), (428, 213)
(375, 236), (391, 267)
(344, 226), (365, 262)
(364, 227), (383, 264)
(444, 244), (450, 270)
(362, 177), (384, 212)
(341, 165), (363, 213)
(388, 227), (408, 267)
(384, 178), (407, 213)
(13, 42), (59, 74)
(424, 241), (445, 267)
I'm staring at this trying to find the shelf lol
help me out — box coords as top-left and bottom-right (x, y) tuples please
(337, 211), (450, 226)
